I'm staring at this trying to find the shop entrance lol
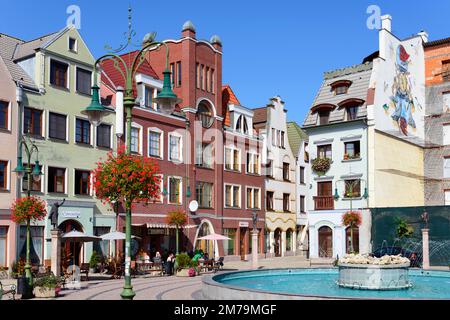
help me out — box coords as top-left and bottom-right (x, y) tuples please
(59, 219), (83, 267)
(274, 229), (282, 257)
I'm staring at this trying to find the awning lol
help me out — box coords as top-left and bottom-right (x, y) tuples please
(146, 223), (197, 229)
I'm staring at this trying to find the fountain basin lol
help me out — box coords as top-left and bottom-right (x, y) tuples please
(337, 263), (411, 290)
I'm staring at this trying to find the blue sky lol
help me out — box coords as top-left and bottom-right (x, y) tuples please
(1, 0), (449, 124)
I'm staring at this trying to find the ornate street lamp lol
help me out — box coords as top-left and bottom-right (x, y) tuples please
(13, 135), (43, 299)
(81, 7), (181, 300)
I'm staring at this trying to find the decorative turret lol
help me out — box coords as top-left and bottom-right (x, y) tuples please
(210, 35), (222, 51)
(182, 20), (196, 38)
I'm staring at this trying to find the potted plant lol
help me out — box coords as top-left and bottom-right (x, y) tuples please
(311, 158), (331, 176)
(89, 251), (100, 273)
(175, 253), (194, 277)
(166, 209), (188, 255)
(33, 274), (62, 298)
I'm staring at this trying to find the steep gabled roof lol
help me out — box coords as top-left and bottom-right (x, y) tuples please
(13, 30), (61, 61)
(287, 122), (308, 157)
(100, 50), (159, 94)
(252, 107), (268, 125)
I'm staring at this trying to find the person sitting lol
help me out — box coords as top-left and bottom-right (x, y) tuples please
(153, 251), (162, 264)
(143, 252), (150, 263)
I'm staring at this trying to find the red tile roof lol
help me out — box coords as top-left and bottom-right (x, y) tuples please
(222, 85), (242, 127)
(100, 50), (159, 94)
(252, 107), (268, 125)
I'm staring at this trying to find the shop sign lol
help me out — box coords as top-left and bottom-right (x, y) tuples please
(239, 222), (249, 227)
(148, 229), (166, 235)
(61, 210), (81, 218)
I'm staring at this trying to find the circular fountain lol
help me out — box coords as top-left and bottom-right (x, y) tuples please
(337, 254), (412, 290)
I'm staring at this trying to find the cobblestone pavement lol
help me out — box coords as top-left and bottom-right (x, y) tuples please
(55, 256), (311, 300)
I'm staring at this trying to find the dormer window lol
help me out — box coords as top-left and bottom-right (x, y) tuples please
(236, 115), (248, 134)
(311, 104), (335, 126)
(338, 99), (365, 121)
(318, 110), (330, 125)
(330, 80), (352, 96)
(347, 106), (359, 120)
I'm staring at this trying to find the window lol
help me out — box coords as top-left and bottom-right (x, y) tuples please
(197, 102), (213, 128)
(317, 144), (332, 160)
(196, 143), (213, 168)
(304, 142), (310, 163)
(300, 166), (305, 184)
(196, 63), (200, 89)
(152, 174), (163, 203)
(246, 187), (260, 209)
(224, 147), (240, 171)
(168, 177), (182, 204)
(24, 107), (43, 136)
(0, 227), (7, 267)
(76, 68), (92, 95)
(345, 180), (361, 198)
(0, 161), (7, 190)
(94, 227), (110, 257)
(272, 128), (276, 146)
(300, 195), (305, 213)
(318, 110), (330, 125)
(225, 184), (240, 208)
(281, 131), (285, 148)
(236, 115), (249, 134)
(444, 158), (450, 178)
(22, 163), (41, 192)
(283, 162), (290, 181)
(443, 60), (450, 82)
(50, 59), (68, 88)
(149, 130), (162, 158)
(210, 69), (215, 93)
(344, 141), (361, 160)
(444, 124), (450, 146)
(131, 127), (140, 153)
(96, 124), (111, 149)
(246, 153), (260, 175)
(144, 86), (155, 108)
(223, 229), (235, 255)
(0, 101), (8, 130)
(335, 85), (349, 95)
(266, 160), (273, 178)
(200, 64), (204, 90)
(266, 191), (274, 211)
(76, 118), (90, 144)
(169, 134), (182, 162)
(75, 170), (90, 195)
(177, 61), (182, 87)
(48, 167), (66, 193)
(19, 226), (44, 265)
(49, 112), (67, 140)
(68, 37), (77, 52)
(170, 63), (175, 87)
(347, 106), (359, 121)
(206, 67), (210, 92)
(283, 193), (290, 212)
(277, 130), (281, 147)
(196, 182), (213, 208)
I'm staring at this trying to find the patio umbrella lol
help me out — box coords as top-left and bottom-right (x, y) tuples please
(62, 231), (101, 265)
(100, 231), (141, 258)
(197, 233), (231, 259)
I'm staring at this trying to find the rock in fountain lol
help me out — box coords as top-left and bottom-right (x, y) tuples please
(337, 254), (412, 290)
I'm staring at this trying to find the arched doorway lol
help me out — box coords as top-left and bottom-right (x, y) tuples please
(345, 226), (359, 254)
(59, 220), (83, 267)
(286, 229), (293, 252)
(318, 226), (333, 258)
(195, 222), (214, 256)
(274, 229), (282, 257)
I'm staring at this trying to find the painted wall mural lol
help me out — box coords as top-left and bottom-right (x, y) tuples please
(385, 45), (418, 136)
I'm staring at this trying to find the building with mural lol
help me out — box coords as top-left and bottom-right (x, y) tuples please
(253, 97), (297, 257)
(0, 26), (117, 269)
(303, 15), (428, 259)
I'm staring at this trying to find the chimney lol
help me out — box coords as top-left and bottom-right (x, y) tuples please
(418, 30), (429, 43)
(381, 15), (392, 32)
(182, 20), (196, 39)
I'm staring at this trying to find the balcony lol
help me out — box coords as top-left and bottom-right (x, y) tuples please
(314, 196), (334, 210)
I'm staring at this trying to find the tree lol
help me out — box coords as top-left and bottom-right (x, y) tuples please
(166, 209), (188, 254)
(342, 211), (362, 254)
(92, 147), (161, 210)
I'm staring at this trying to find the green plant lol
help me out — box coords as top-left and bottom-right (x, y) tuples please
(10, 195), (47, 224)
(311, 158), (331, 174)
(89, 251), (101, 269)
(395, 217), (414, 239)
(175, 253), (192, 270)
(33, 274), (62, 289)
(10, 258), (25, 278)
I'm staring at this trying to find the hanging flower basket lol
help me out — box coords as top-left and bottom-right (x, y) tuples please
(342, 211), (362, 227)
(311, 158), (331, 175)
(10, 196), (47, 224)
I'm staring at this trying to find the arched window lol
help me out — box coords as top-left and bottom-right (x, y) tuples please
(236, 115), (249, 134)
(286, 229), (293, 252)
(318, 226), (333, 258)
(197, 101), (214, 128)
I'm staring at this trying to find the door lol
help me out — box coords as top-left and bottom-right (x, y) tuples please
(318, 181), (332, 196)
(274, 229), (281, 257)
(318, 226), (333, 258)
(239, 228), (246, 260)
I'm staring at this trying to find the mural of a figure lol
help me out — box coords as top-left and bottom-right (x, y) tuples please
(390, 44), (416, 136)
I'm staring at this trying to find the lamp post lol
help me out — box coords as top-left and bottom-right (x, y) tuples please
(14, 135), (43, 299)
(251, 211), (258, 269)
(81, 9), (181, 300)
(333, 179), (368, 254)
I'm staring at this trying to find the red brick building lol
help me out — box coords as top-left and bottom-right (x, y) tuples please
(100, 21), (265, 260)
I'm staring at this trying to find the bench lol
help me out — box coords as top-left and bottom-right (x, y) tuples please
(0, 281), (16, 300)
(80, 263), (90, 281)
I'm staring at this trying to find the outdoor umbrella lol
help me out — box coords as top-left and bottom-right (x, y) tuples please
(100, 231), (141, 258)
(62, 231), (101, 265)
(197, 233), (231, 260)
